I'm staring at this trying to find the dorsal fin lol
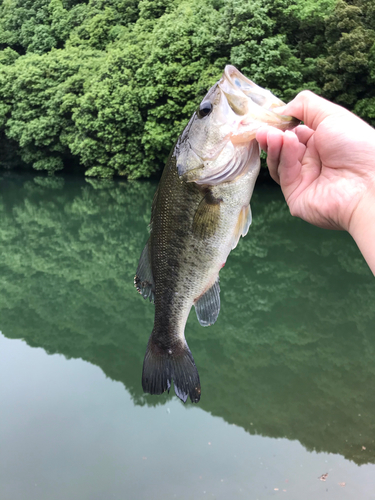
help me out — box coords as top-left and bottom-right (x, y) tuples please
(134, 240), (155, 303)
(194, 278), (220, 327)
(231, 204), (252, 250)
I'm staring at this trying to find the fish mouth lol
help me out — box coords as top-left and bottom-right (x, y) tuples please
(220, 65), (299, 144)
(178, 66), (299, 185)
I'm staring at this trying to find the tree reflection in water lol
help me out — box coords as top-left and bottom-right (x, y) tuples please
(0, 173), (374, 465)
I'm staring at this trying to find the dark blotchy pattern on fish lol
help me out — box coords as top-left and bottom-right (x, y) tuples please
(139, 159), (205, 403)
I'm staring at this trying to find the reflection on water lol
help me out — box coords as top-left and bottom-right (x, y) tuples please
(0, 173), (375, 472)
(2, 334), (375, 500)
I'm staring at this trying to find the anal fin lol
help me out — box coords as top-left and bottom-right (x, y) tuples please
(194, 278), (220, 327)
(134, 240), (155, 303)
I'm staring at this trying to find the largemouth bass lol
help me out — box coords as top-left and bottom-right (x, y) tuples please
(135, 65), (298, 403)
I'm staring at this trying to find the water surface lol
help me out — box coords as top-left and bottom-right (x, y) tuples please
(1, 174), (375, 499)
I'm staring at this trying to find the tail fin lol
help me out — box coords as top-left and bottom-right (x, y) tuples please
(142, 336), (201, 403)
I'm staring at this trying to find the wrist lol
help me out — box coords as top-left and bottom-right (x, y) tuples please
(349, 189), (375, 275)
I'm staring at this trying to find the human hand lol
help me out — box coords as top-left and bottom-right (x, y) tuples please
(256, 91), (375, 234)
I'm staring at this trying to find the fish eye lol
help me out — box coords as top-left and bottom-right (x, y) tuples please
(197, 101), (212, 118)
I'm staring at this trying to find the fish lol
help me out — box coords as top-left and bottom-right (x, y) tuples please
(135, 65), (298, 403)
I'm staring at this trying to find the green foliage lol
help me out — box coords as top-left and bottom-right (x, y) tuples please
(319, 0), (375, 124)
(0, 0), (373, 177)
(0, 47), (104, 172)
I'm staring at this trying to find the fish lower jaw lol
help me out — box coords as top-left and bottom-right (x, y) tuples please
(230, 130), (256, 145)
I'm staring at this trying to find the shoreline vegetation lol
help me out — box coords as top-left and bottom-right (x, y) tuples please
(0, 0), (374, 179)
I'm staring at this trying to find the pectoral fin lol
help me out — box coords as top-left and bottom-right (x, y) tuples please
(194, 278), (220, 327)
(231, 204), (252, 250)
(134, 240), (155, 303)
(192, 192), (222, 239)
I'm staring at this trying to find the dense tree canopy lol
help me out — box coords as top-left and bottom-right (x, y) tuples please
(0, 0), (374, 178)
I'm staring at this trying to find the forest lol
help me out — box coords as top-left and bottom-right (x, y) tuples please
(0, 0), (374, 178)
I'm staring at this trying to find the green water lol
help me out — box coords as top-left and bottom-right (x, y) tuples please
(1, 173), (375, 500)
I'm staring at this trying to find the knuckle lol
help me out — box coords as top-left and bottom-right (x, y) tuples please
(269, 168), (280, 184)
(289, 204), (299, 218)
(297, 90), (314, 103)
